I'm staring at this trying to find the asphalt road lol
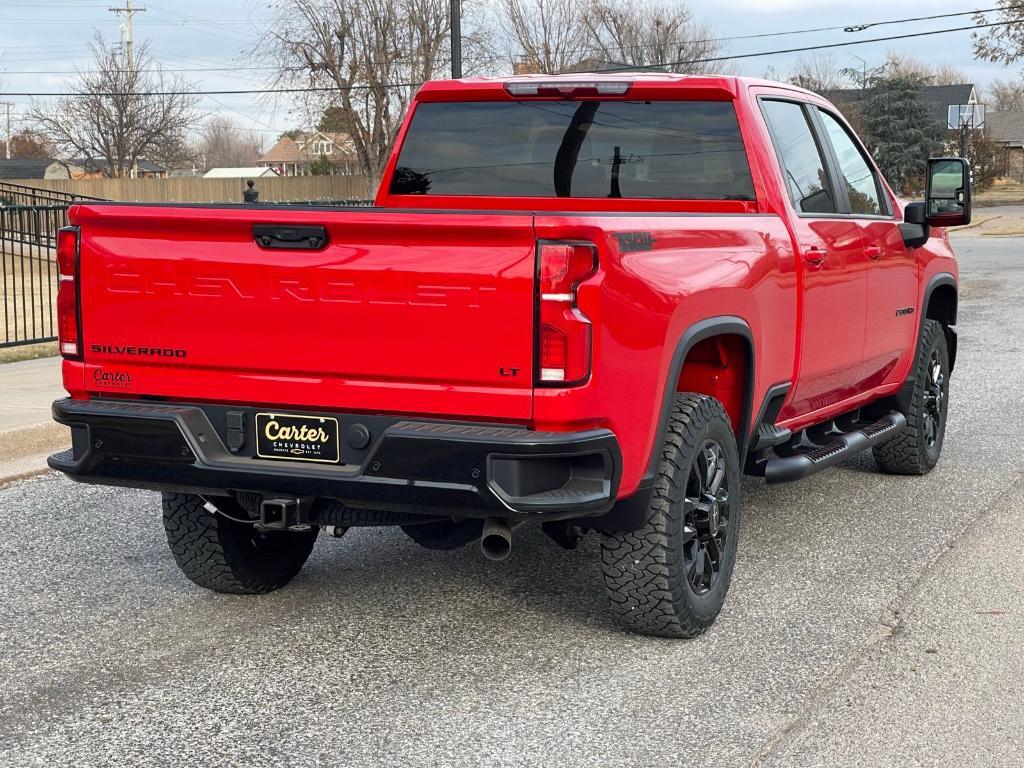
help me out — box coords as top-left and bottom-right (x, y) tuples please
(1, 231), (1022, 767)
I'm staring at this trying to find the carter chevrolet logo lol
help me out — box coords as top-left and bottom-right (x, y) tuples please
(263, 418), (331, 444)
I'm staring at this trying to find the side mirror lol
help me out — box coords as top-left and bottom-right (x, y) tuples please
(926, 157), (971, 227)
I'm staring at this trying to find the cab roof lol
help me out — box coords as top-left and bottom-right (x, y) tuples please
(414, 73), (818, 102)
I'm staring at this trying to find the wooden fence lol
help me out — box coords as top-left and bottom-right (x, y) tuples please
(0, 175), (375, 204)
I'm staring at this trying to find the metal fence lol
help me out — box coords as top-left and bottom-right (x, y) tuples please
(0, 180), (104, 207)
(0, 204), (69, 348)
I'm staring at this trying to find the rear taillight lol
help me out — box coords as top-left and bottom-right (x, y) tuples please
(56, 226), (81, 359)
(537, 242), (597, 386)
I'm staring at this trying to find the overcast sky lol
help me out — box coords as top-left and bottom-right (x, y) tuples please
(0, 0), (1017, 149)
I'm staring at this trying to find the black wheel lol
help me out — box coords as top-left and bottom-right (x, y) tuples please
(873, 319), (950, 475)
(162, 493), (318, 594)
(402, 519), (484, 550)
(600, 394), (741, 638)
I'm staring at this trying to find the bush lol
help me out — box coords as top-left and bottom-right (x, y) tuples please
(948, 130), (1004, 192)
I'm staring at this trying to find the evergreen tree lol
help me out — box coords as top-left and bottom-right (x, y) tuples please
(860, 75), (943, 195)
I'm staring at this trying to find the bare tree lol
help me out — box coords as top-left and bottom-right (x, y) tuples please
(263, 0), (494, 184)
(883, 52), (967, 86)
(788, 54), (847, 93)
(582, 0), (724, 73)
(504, 0), (592, 74)
(984, 77), (1024, 111)
(973, 3), (1024, 70)
(195, 115), (264, 170)
(27, 36), (200, 177)
(932, 64), (970, 87)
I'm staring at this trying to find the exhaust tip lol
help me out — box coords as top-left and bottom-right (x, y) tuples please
(480, 518), (513, 561)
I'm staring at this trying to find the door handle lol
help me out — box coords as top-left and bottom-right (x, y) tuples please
(865, 245), (883, 260)
(253, 224), (329, 250)
(803, 246), (827, 266)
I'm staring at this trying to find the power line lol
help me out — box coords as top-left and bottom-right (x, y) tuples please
(0, 65), (279, 74)
(0, 80), (422, 98)
(559, 3), (1024, 58)
(494, 3), (1024, 64)
(203, 94), (286, 135)
(842, 5), (1022, 33)
(1, 3), (1018, 62)
(1, 3), (1019, 77)
(607, 18), (1024, 73)
(0, 17), (1019, 98)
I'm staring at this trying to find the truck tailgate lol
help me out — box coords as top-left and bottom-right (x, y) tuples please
(71, 204), (537, 421)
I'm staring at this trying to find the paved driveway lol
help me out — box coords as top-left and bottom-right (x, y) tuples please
(1, 233), (1021, 767)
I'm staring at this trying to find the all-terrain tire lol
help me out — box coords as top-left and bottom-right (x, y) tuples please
(162, 493), (318, 594)
(873, 319), (950, 475)
(600, 394), (741, 638)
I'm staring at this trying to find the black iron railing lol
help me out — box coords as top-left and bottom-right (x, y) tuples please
(0, 180), (105, 208)
(0, 204), (70, 348)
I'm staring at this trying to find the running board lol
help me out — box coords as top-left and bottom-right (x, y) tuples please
(763, 411), (907, 484)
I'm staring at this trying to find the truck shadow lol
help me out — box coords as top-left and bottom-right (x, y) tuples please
(296, 522), (622, 637)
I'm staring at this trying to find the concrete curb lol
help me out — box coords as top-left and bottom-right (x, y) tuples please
(0, 356), (67, 485)
(0, 423), (69, 487)
(0, 453), (56, 489)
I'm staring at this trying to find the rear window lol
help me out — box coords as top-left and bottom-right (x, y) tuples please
(390, 100), (755, 200)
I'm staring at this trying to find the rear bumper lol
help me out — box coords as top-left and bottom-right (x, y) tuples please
(49, 398), (625, 522)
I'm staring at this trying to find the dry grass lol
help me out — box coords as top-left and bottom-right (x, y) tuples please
(976, 178), (1024, 208)
(0, 247), (58, 350)
(979, 226), (1024, 237)
(0, 341), (57, 364)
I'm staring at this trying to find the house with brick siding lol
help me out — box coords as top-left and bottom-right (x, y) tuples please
(987, 111), (1024, 182)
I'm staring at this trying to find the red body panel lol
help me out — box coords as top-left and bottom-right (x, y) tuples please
(62, 73), (959, 503)
(531, 214), (796, 496)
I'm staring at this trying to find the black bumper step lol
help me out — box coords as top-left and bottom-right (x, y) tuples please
(48, 398), (622, 520)
(763, 411), (907, 484)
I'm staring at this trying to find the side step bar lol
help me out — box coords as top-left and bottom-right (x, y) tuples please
(763, 411), (907, 484)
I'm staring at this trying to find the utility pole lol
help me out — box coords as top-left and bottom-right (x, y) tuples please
(110, 0), (145, 178)
(450, 0), (462, 79)
(960, 111), (971, 159)
(850, 54), (868, 90)
(109, 0), (145, 71)
(1, 102), (11, 160)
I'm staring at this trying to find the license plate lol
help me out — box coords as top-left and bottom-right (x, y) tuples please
(255, 412), (341, 464)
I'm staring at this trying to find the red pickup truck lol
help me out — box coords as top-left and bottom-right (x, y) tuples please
(50, 74), (969, 638)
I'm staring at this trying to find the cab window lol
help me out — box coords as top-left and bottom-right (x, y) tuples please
(817, 109), (885, 216)
(760, 99), (837, 215)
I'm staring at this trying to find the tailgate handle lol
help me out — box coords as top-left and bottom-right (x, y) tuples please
(253, 225), (328, 250)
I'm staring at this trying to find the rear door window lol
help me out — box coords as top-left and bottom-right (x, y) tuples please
(390, 100), (755, 200)
(760, 99), (837, 215)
